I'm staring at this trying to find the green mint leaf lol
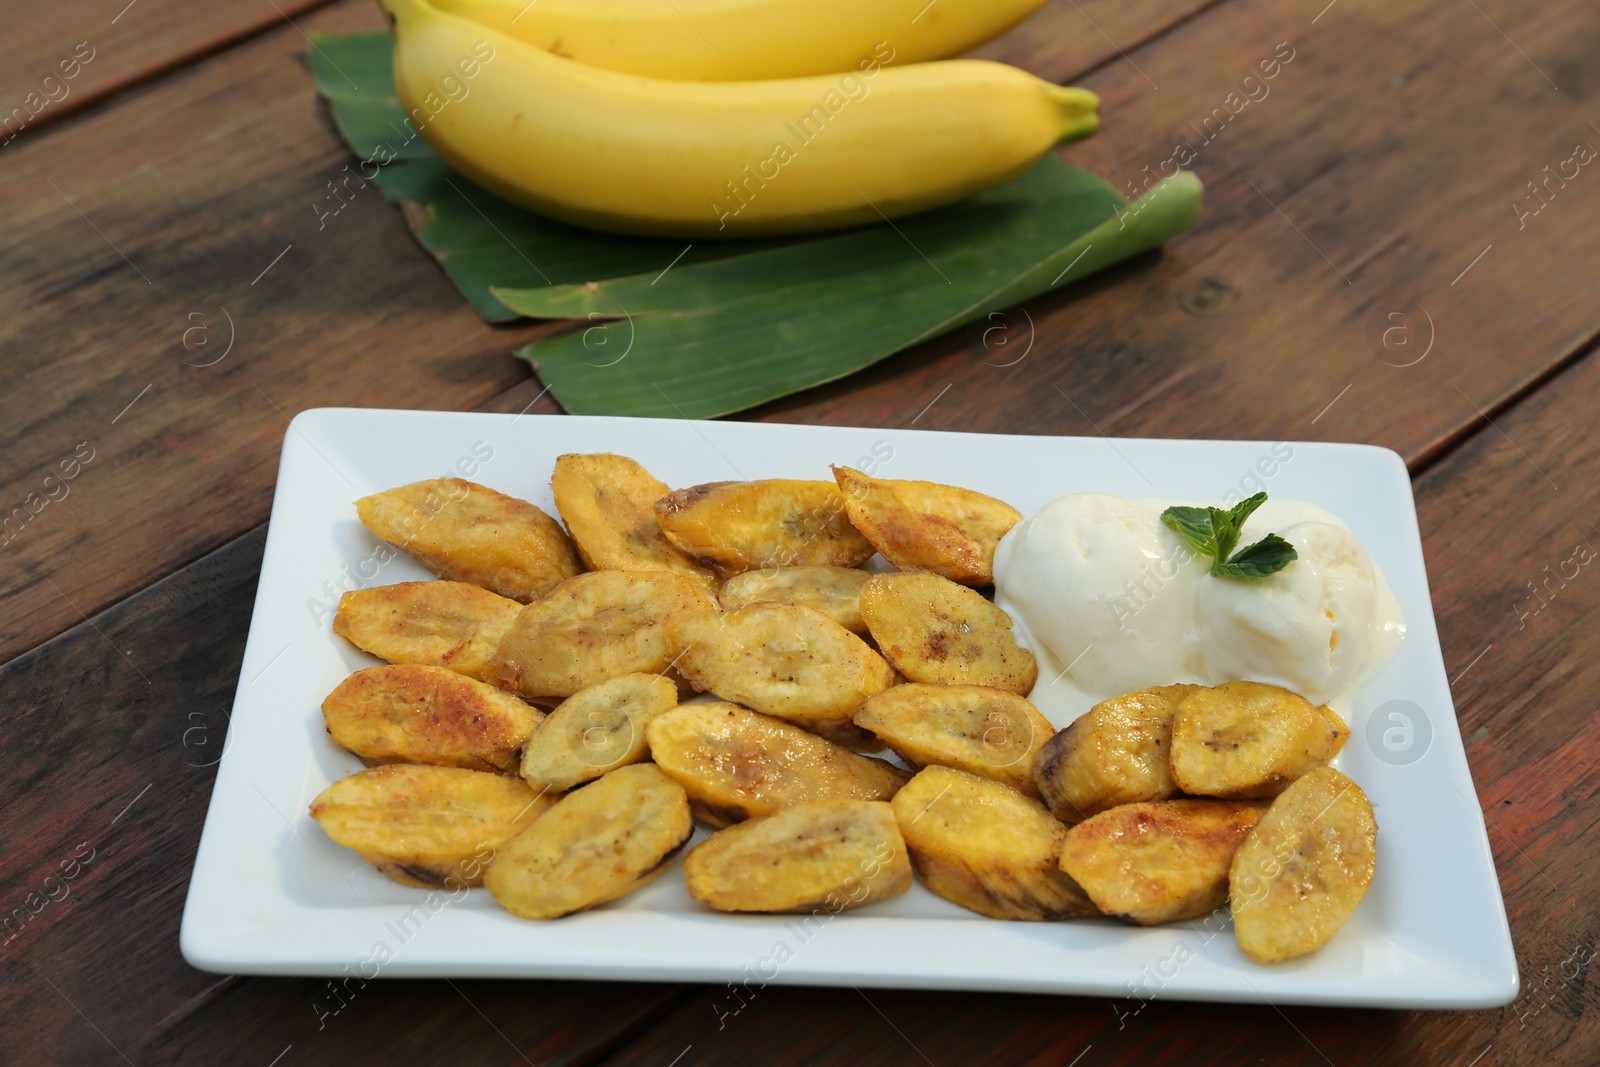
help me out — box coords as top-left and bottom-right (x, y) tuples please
(1214, 533), (1299, 578)
(1161, 505), (1217, 557)
(1163, 493), (1297, 579)
(1207, 492), (1267, 571)
(1224, 492), (1269, 530)
(1207, 507), (1241, 572)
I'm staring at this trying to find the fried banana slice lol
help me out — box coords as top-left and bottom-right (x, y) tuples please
(333, 581), (522, 681)
(1033, 684), (1200, 823)
(831, 466), (1021, 585)
(519, 672), (679, 793)
(310, 764), (552, 888)
(550, 453), (718, 593)
(485, 764), (692, 920)
(854, 684), (1052, 796)
(859, 573), (1037, 693)
(890, 766), (1096, 921)
(646, 703), (909, 827)
(666, 604), (894, 737)
(683, 800), (911, 914)
(1230, 767), (1377, 963)
(484, 570), (715, 700)
(1058, 799), (1268, 925)
(1170, 681), (1349, 799)
(655, 479), (875, 575)
(718, 565), (873, 634)
(355, 478), (582, 602)
(322, 664), (545, 773)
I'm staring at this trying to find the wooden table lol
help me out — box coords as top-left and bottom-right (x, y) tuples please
(4, 0), (1598, 1062)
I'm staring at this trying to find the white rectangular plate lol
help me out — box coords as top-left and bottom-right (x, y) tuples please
(181, 409), (1517, 1008)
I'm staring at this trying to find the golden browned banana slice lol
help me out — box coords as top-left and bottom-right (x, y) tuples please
(1170, 681), (1349, 799)
(1058, 798), (1268, 926)
(718, 565), (873, 634)
(890, 765), (1096, 921)
(858, 573), (1037, 693)
(483, 570), (715, 699)
(1032, 684), (1200, 823)
(310, 764), (552, 888)
(333, 581), (523, 681)
(1230, 767), (1377, 963)
(831, 466), (1022, 585)
(654, 479), (875, 575)
(484, 763), (693, 920)
(666, 604), (894, 736)
(355, 478), (582, 602)
(683, 800), (911, 914)
(646, 703), (908, 827)
(550, 453), (718, 593)
(854, 684), (1052, 796)
(322, 664), (545, 773)
(519, 672), (679, 792)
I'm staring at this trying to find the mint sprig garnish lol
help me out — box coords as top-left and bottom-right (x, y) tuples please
(1160, 492), (1298, 579)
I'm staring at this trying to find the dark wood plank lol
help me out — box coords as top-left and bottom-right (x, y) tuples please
(967, 0), (1220, 79)
(0, 0), (333, 147)
(754, 0), (1600, 467)
(0, 0), (1222, 668)
(0, 0), (558, 667)
(0, 523), (690, 1065)
(0, 526), (270, 1065)
(588, 356), (1600, 1067)
(143, 978), (694, 1066)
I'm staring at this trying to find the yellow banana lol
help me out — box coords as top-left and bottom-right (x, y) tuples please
(431, 0), (1048, 81)
(382, 0), (1099, 238)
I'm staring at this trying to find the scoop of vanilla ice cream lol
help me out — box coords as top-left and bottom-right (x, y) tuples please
(994, 493), (1201, 696)
(1195, 518), (1378, 704)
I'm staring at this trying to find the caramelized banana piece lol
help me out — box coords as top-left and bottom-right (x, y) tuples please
(333, 581), (522, 681)
(890, 766), (1096, 921)
(519, 672), (679, 792)
(655, 479), (875, 575)
(666, 604), (894, 736)
(646, 703), (908, 827)
(550, 453), (718, 593)
(1230, 767), (1377, 963)
(322, 664), (545, 772)
(355, 478), (582, 602)
(859, 573), (1037, 693)
(1058, 799), (1268, 925)
(310, 764), (552, 888)
(718, 565), (872, 634)
(1170, 681), (1349, 799)
(683, 800), (912, 913)
(854, 684), (1052, 796)
(485, 764), (693, 920)
(1033, 684), (1201, 823)
(484, 570), (715, 699)
(831, 466), (1021, 585)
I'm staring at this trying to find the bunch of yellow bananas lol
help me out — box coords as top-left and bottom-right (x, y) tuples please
(380, 0), (1099, 237)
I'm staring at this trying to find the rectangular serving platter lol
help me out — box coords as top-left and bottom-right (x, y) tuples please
(180, 408), (1517, 1008)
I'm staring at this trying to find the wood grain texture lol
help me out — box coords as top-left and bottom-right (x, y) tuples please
(0, 525), (689, 1065)
(753, 0), (1600, 464)
(0, 0), (333, 148)
(967, 0), (1221, 80)
(0, 0), (560, 667)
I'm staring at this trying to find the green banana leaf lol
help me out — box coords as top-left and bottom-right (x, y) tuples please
(306, 31), (1203, 415)
(499, 167), (1201, 419)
